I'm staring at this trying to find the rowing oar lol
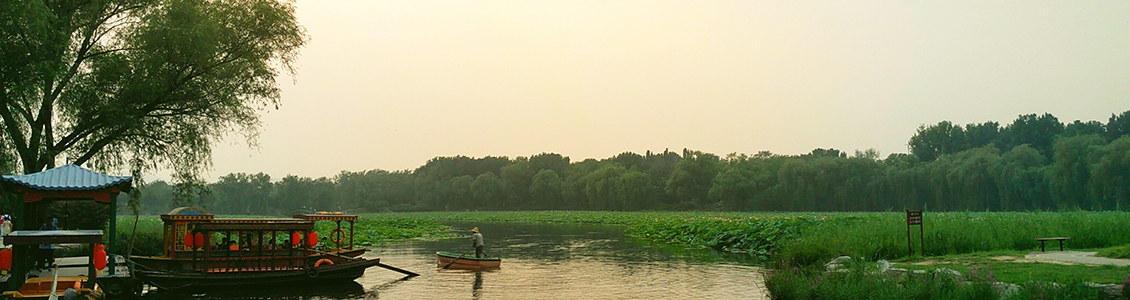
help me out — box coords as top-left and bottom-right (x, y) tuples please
(443, 251), (471, 269)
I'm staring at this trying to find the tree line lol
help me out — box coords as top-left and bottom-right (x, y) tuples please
(134, 111), (1130, 215)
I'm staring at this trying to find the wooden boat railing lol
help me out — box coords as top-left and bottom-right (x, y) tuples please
(176, 247), (319, 273)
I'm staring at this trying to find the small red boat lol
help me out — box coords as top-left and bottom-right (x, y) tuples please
(436, 252), (500, 270)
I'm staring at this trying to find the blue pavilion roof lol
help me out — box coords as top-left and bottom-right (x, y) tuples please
(1, 164), (132, 191)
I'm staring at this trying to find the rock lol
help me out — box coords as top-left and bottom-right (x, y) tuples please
(1084, 282), (1122, 299)
(883, 267), (907, 281)
(876, 260), (892, 273)
(824, 256), (851, 272)
(931, 267), (962, 281)
(992, 282), (1020, 299)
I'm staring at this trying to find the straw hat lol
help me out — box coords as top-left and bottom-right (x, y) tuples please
(471, 227), (479, 233)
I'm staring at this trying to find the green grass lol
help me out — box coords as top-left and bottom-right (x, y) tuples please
(1097, 244), (1130, 259)
(766, 211), (1130, 269)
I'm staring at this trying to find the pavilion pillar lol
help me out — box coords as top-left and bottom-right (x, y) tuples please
(108, 193), (118, 275)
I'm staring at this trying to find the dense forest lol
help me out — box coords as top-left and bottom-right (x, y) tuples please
(134, 111), (1130, 215)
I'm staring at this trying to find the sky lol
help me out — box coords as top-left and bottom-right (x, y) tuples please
(191, 0), (1130, 181)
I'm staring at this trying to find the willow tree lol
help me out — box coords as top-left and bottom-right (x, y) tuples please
(0, 0), (306, 202)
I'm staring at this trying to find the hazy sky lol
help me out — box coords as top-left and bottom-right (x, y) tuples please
(194, 0), (1129, 181)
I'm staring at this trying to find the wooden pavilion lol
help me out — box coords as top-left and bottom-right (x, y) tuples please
(0, 164), (133, 294)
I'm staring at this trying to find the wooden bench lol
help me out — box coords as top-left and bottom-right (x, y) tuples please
(1035, 237), (1069, 252)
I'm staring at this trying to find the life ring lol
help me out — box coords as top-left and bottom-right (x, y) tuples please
(314, 258), (334, 268)
(329, 228), (346, 245)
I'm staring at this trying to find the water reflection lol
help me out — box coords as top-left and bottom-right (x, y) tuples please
(472, 272), (483, 299)
(143, 281), (366, 300)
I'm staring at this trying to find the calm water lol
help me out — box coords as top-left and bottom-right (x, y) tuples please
(142, 222), (768, 300)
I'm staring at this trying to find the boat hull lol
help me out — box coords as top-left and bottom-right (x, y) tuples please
(131, 256), (381, 291)
(436, 252), (501, 269)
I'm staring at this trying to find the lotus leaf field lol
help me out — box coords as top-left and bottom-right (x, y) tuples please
(117, 211), (1130, 265)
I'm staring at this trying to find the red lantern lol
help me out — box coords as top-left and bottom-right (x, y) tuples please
(93, 244), (107, 270)
(194, 232), (204, 249)
(291, 232), (301, 247)
(184, 232), (194, 249)
(0, 249), (11, 271)
(308, 231), (318, 248)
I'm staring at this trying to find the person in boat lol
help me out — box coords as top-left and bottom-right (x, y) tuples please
(471, 227), (485, 258)
(0, 214), (12, 249)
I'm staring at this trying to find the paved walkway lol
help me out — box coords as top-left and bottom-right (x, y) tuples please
(1024, 251), (1130, 266)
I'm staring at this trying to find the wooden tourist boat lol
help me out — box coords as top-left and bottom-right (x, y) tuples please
(436, 251), (501, 270)
(292, 212), (367, 258)
(130, 207), (415, 292)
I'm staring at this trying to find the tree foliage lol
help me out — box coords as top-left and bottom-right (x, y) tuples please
(134, 110), (1130, 214)
(0, 0), (306, 210)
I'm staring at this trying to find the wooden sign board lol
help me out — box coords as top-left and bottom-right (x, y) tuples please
(906, 210), (923, 225)
(906, 210), (924, 257)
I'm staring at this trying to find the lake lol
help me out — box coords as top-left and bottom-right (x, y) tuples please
(142, 221), (768, 299)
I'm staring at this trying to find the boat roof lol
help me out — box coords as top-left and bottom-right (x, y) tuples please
(193, 219), (314, 231)
(1, 164), (131, 191)
(4, 230), (103, 245)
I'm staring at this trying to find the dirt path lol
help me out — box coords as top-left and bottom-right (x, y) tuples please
(1021, 251), (1130, 266)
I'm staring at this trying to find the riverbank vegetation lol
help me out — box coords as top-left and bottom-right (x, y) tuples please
(124, 111), (1130, 216)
